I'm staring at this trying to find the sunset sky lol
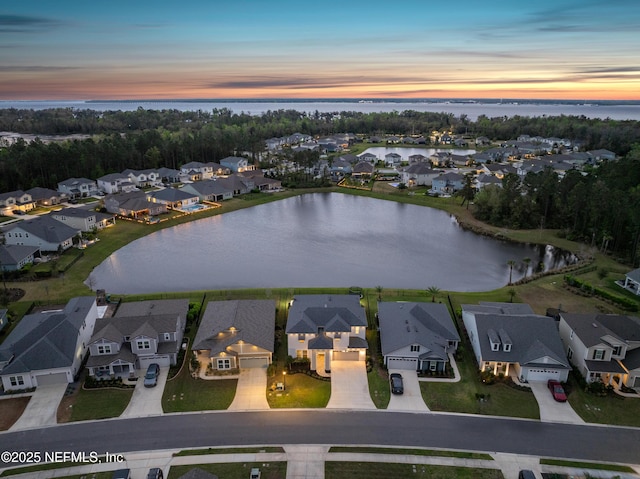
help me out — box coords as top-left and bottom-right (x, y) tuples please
(1, 0), (639, 100)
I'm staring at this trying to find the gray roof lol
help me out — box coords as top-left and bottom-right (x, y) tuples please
(98, 172), (129, 182)
(52, 207), (95, 219)
(286, 295), (367, 334)
(463, 302), (534, 316)
(378, 302), (459, 360)
(91, 313), (182, 344)
(58, 177), (95, 187)
(180, 180), (233, 196)
(623, 347), (640, 371)
(308, 334), (334, 350)
(0, 244), (40, 267)
(25, 187), (61, 201)
(560, 313), (640, 347)
(193, 300), (275, 354)
(7, 216), (80, 245)
(626, 268), (640, 283)
(471, 313), (569, 368)
(115, 299), (189, 319)
(403, 163), (439, 175)
(0, 297), (96, 375)
(148, 188), (198, 203)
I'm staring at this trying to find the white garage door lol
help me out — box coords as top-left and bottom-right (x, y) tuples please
(333, 351), (359, 361)
(387, 357), (418, 370)
(239, 357), (269, 369)
(138, 355), (171, 370)
(35, 372), (68, 386)
(526, 368), (560, 382)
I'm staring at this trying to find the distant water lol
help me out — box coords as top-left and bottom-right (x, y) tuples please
(2, 99), (640, 121)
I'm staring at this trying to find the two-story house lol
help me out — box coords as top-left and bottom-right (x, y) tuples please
(559, 313), (640, 388)
(192, 300), (275, 370)
(25, 187), (63, 207)
(0, 190), (35, 214)
(57, 178), (99, 198)
(0, 297), (98, 391)
(221, 156), (254, 173)
(431, 172), (464, 195)
(400, 163), (441, 187)
(286, 295), (368, 373)
(51, 207), (116, 232)
(123, 169), (161, 188)
(86, 299), (189, 377)
(97, 173), (137, 194)
(462, 302), (570, 382)
(3, 216), (80, 252)
(180, 161), (215, 180)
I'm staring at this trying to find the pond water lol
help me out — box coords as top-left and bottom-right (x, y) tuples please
(88, 193), (577, 294)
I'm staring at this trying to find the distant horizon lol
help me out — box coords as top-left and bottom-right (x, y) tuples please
(2, 1), (639, 101)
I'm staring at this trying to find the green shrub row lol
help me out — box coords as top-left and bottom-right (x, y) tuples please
(564, 275), (638, 311)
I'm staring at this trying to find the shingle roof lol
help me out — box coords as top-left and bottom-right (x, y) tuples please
(626, 268), (640, 283)
(149, 188), (198, 203)
(7, 216), (80, 244)
(193, 300), (275, 354)
(0, 244), (39, 266)
(560, 313), (640, 347)
(286, 295), (367, 334)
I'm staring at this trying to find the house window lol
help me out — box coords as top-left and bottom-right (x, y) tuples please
(296, 350), (308, 359)
(612, 345), (622, 356)
(570, 330), (574, 339)
(410, 345), (420, 352)
(298, 333), (305, 342)
(97, 344), (112, 354)
(137, 340), (151, 350)
(491, 343), (499, 351)
(9, 376), (25, 387)
(567, 347), (573, 360)
(334, 332), (342, 339)
(217, 358), (231, 370)
(164, 333), (172, 341)
(355, 326), (361, 334)
(504, 344), (512, 352)
(593, 349), (605, 360)
(429, 362), (437, 371)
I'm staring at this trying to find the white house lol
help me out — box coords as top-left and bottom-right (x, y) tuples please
(0, 297), (98, 391)
(57, 178), (99, 198)
(51, 207), (116, 232)
(286, 295), (368, 372)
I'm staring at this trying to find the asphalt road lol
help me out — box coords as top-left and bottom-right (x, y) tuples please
(1, 410), (639, 466)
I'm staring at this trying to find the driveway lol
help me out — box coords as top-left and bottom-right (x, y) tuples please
(228, 367), (269, 410)
(529, 381), (584, 424)
(387, 369), (430, 412)
(9, 383), (68, 431)
(327, 360), (376, 409)
(120, 367), (168, 418)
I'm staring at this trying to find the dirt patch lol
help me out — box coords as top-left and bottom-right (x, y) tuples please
(0, 397), (30, 430)
(0, 288), (25, 304)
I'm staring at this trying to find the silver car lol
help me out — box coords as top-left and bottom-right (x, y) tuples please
(143, 363), (160, 387)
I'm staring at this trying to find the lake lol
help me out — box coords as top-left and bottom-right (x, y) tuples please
(88, 193), (577, 294)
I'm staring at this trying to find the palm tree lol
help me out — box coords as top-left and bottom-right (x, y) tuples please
(507, 260), (516, 285)
(426, 286), (440, 302)
(508, 287), (516, 303)
(522, 257), (531, 278)
(375, 285), (383, 301)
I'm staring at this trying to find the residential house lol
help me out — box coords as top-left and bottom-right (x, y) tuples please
(358, 152), (378, 163)
(384, 152), (402, 166)
(206, 162), (231, 176)
(192, 300), (275, 370)
(157, 167), (184, 184)
(51, 207), (116, 232)
(335, 153), (358, 165)
(476, 136), (491, 146)
(266, 137), (285, 151)
(122, 169), (161, 188)
(97, 173), (137, 194)
(429, 152), (451, 167)
(558, 313), (640, 388)
(431, 172), (464, 195)
(470, 152), (492, 164)
(238, 171), (282, 191)
(104, 191), (167, 219)
(482, 163), (518, 179)
(351, 161), (375, 178)
(218, 174), (254, 195)
(180, 161), (214, 180)
(25, 187), (63, 207)
(408, 154), (428, 164)
(286, 295), (368, 372)
(0, 244), (40, 271)
(57, 178), (99, 198)
(450, 154), (470, 167)
(86, 299), (189, 377)
(378, 302), (460, 372)
(475, 173), (503, 190)
(0, 297), (98, 391)
(0, 190), (35, 214)
(621, 268), (640, 296)
(180, 180), (234, 202)
(0, 309), (7, 334)
(147, 188), (199, 210)
(462, 302), (571, 382)
(330, 158), (352, 175)
(588, 149), (617, 162)
(3, 216), (80, 252)
(221, 156), (254, 173)
(400, 163), (441, 187)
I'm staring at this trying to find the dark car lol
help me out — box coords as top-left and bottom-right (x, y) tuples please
(518, 470), (537, 479)
(143, 363), (160, 387)
(547, 379), (567, 402)
(389, 373), (404, 395)
(147, 467), (164, 479)
(111, 469), (131, 479)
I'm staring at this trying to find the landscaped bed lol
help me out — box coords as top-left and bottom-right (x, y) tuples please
(0, 397), (30, 431)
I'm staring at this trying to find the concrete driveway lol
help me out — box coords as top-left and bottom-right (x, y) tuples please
(387, 370), (430, 412)
(327, 360), (376, 409)
(228, 367), (269, 410)
(529, 381), (584, 424)
(9, 383), (68, 431)
(120, 367), (168, 418)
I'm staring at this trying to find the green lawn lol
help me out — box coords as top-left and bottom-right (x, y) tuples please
(325, 462), (504, 479)
(328, 447), (493, 460)
(420, 347), (539, 419)
(267, 372), (331, 408)
(67, 387), (133, 422)
(168, 463), (287, 479)
(163, 368), (237, 412)
(367, 366), (390, 409)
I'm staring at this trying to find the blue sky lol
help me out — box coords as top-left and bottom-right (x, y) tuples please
(1, 0), (639, 99)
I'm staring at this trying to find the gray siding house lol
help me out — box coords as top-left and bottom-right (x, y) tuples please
(3, 216), (80, 252)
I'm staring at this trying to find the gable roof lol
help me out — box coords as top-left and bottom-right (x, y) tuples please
(560, 313), (640, 347)
(7, 216), (80, 244)
(192, 300), (275, 354)
(0, 297), (96, 374)
(626, 268), (640, 283)
(378, 302), (460, 360)
(286, 295), (366, 334)
(25, 187), (61, 201)
(180, 180), (233, 196)
(0, 244), (39, 267)
(148, 188), (198, 203)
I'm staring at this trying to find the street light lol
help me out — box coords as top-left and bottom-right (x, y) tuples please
(283, 371), (286, 390)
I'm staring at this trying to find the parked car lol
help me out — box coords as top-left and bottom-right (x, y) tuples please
(144, 363), (160, 387)
(250, 468), (261, 479)
(147, 467), (164, 479)
(112, 469), (131, 479)
(389, 373), (404, 395)
(547, 379), (567, 402)
(518, 469), (537, 479)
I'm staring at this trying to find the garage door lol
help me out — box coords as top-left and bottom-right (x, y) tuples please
(35, 372), (68, 386)
(239, 357), (269, 369)
(333, 351), (359, 361)
(387, 357), (418, 370)
(526, 368), (560, 382)
(138, 355), (171, 370)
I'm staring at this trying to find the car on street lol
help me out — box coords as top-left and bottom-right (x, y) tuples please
(389, 373), (404, 395)
(111, 469), (131, 479)
(147, 467), (164, 479)
(144, 363), (160, 387)
(547, 379), (567, 402)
